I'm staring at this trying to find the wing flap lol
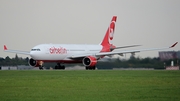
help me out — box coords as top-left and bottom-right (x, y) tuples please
(113, 45), (141, 49)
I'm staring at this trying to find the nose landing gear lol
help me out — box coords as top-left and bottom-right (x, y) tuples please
(39, 65), (44, 70)
(38, 61), (44, 70)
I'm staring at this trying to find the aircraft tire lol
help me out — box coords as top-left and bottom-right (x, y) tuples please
(55, 65), (58, 69)
(61, 65), (65, 70)
(92, 66), (96, 70)
(39, 66), (43, 70)
(85, 66), (89, 70)
(85, 66), (96, 70)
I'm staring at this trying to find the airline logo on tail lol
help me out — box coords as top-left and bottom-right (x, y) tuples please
(101, 16), (117, 47)
(109, 17), (116, 40)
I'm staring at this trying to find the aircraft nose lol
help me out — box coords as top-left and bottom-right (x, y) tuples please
(30, 51), (36, 58)
(30, 50), (41, 59)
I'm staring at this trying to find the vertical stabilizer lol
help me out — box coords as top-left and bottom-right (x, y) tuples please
(101, 16), (117, 46)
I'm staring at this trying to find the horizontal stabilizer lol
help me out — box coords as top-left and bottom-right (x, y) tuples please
(3, 45), (30, 55)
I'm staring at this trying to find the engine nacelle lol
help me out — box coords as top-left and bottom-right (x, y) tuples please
(28, 58), (40, 67)
(82, 56), (97, 67)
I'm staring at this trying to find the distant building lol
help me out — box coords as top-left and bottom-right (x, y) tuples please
(1, 66), (17, 70)
(166, 66), (179, 70)
(1, 65), (33, 70)
(159, 51), (180, 61)
(177, 51), (180, 59)
(17, 65), (33, 70)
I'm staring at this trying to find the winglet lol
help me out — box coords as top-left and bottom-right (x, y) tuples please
(4, 45), (7, 50)
(170, 42), (178, 48)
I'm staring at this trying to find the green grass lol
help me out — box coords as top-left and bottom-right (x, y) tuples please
(0, 70), (180, 101)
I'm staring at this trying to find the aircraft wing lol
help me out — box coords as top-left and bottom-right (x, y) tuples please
(69, 42), (178, 58)
(3, 45), (30, 55)
(112, 45), (141, 50)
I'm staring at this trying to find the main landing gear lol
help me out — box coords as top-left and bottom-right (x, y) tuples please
(55, 63), (65, 70)
(38, 61), (44, 70)
(85, 66), (96, 70)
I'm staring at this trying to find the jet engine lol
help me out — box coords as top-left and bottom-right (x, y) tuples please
(82, 56), (97, 67)
(28, 58), (40, 67)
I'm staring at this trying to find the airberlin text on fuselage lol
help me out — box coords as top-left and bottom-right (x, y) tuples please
(49, 46), (67, 54)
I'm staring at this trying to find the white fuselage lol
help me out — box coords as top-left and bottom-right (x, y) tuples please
(30, 44), (103, 61)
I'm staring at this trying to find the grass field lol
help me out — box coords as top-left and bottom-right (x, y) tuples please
(0, 70), (179, 101)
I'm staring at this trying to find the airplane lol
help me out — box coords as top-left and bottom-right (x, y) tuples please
(3, 16), (178, 70)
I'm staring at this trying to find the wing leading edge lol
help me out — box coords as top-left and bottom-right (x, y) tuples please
(69, 42), (178, 58)
(3, 45), (30, 55)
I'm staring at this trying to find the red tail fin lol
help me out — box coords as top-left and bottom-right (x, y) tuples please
(101, 16), (117, 46)
(4, 45), (7, 50)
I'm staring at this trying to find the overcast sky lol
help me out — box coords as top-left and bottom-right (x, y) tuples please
(0, 0), (179, 58)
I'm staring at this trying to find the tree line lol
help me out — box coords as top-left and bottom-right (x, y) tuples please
(97, 56), (179, 69)
(0, 54), (179, 69)
(0, 54), (29, 66)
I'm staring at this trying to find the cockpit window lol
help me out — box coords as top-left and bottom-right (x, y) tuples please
(31, 49), (41, 51)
